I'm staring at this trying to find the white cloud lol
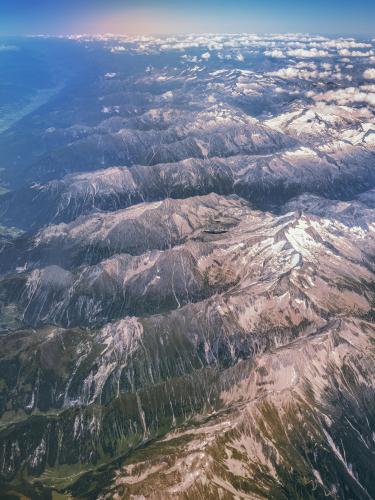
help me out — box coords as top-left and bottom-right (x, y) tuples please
(182, 54), (198, 63)
(162, 90), (174, 100)
(0, 44), (18, 51)
(338, 49), (374, 57)
(110, 46), (126, 53)
(287, 48), (329, 58)
(314, 86), (375, 106)
(322, 39), (372, 50)
(101, 106), (120, 114)
(363, 68), (375, 80)
(321, 63), (332, 70)
(269, 67), (325, 80)
(201, 52), (211, 60)
(268, 62), (345, 81)
(265, 49), (285, 58)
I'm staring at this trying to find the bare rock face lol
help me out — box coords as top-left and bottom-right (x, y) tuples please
(0, 34), (375, 499)
(107, 318), (375, 500)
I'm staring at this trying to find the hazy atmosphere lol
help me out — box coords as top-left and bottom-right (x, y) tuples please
(1, 0), (375, 35)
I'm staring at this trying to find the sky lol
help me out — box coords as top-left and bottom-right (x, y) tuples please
(1, 0), (375, 37)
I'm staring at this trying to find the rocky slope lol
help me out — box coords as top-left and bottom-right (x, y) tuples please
(0, 34), (375, 499)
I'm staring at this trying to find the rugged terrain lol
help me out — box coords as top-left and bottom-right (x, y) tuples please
(0, 33), (375, 499)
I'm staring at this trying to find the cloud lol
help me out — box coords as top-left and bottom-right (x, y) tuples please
(269, 66), (331, 80)
(182, 54), (198, 63)
(362, 84), (375, 92)
(101, 106), (120, 114)
(322, 39), (372, 50)
(338, 49), (375, 57)
(110, 46), (126, 53)
(162, 90), (174, 100)
(0, 44), (18, 51)
(267, 61), (347, 81)
(363, 68), (375, 80)
(286, 48), (329, 58)
(61, 33), (375, 67)
(314, 86), (375, 106)
(264, 49), (285, 58)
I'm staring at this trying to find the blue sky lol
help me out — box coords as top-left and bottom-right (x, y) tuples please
(1, 0), (375, 36)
